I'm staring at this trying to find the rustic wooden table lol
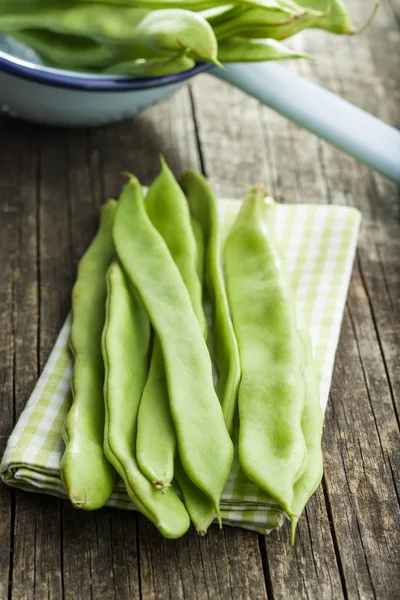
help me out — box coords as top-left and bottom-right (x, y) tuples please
(1, 1), (399, 598)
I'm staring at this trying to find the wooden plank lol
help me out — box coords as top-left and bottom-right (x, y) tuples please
(139, 519), (267, 600)
(0, 117), (18, 600)
(0, 117), (40, 600)
(90, 86), (202, 198)
(263, 486), (344, 600)
(285, 2), (400, 597)
(294, 9), (400, 596)
(189, 76), (269, 200)
(11, 124), (72, 600)
(325, 302), (400, 599)
(0, 456), (12, 600)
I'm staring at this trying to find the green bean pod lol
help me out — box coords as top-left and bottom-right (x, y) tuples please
(289, 327), (323, 544)
(137, 159), (216, 535)
(136, 338), (175, 490)
(0, 6), (149, 39)
(180, 170), (240, 436)
(0, 6), (219, 64)
(114, 175), (233, 517)
(11, 29), (178, 70)
(140, 162), (215, 532)
(145, 158), (206, 332)
(11, 29), (118, 68)
(217, 37), (311, 61)
(132, 9), (219, 63)
(136, 161), (216, 533)
(295, 0), (354, 34)
(214, 2), (303, 33)
(174, 459), (215, 535)
(136, 185), (208, 494)
(78, 0), (296, 10)
(60, 200), (117, 510)
(105, 53), (195, 76)
(214, 6), (324, 40)
(136, 158), (206, 492)
(190, 217), (206, 284)
(139, 164), (215, 532)
(102, 261), (190, 538)
(224, 188), (307, 514)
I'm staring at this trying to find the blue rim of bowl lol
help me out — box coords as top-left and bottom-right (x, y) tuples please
(0, 49), (212, 91)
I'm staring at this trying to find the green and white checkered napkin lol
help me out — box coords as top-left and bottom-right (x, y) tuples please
(0, 200), (361, 534)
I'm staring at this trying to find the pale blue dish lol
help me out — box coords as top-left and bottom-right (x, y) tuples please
(0, 34), (212, 126)
(0, 34), (399, 181)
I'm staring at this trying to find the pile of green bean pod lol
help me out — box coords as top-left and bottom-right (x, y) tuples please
(61, 159), (323, 543)
(0, 0), (356, 76)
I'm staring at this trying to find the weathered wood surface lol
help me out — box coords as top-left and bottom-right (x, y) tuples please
(0, 0), (399, 598)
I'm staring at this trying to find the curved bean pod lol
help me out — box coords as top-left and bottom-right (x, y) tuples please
(174, 459), (215, 535)
(105, 53), (195, 76)
(132, 9), (219, 63)
(190, 217), (206, 284)
(136, 184), (207, 493)
(289, 327), (323, 544)
(79, 0), (295, 10)
(213, 5), (324, 40)
(137, 160), (215, 533)
(217, 37), (311, 61)
(0, 7), (219, 63)
(102, 262), (190, 538)
(136, 159), (205, 490)
(136, 337), (175, 490)
(12, 29), (177, 70)
(224, 187), (307, 514)
(113, 175), (233, 516)
(60, 200), (117, 510)
(180, 170), (240, 436)
(216, 3), (303, 28)
(145, 158), (205, 331)
(295, 0), (354, 34)
(12, 29), (118, 68)
(0, 6), (149, 39)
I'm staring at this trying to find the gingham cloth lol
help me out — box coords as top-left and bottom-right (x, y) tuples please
(0, 200), (361, 534)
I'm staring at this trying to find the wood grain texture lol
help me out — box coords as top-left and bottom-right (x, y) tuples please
(138, 519), (267, 600)
(0, 0), (399, 598)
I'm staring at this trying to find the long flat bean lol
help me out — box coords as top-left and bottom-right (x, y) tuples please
(0, 6), (219, 63)
(213, 5), (324, 40)
(295, 0), (354, 33)
(174, 459), (215, 534)
(138, 161), (215, 533)
(180, 171), (240, 435)
(217, 37), (310, 61)
(224, 188), (307, 514)
(79, 0), (294, 10)
(113, 175), (233, 516)
(102, 261), (190, 538)
(12, 28), (117, 68)
(60, 200), (117, 510)
(289, 326), (323, 543)
(136, 159), (205, 490)
(191, 217), (205, 284)
(105, 53), (195, 76)
(136, 337), (175, 490)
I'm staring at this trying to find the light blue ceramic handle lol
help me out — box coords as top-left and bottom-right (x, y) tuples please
(212, 62), (400, 183)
